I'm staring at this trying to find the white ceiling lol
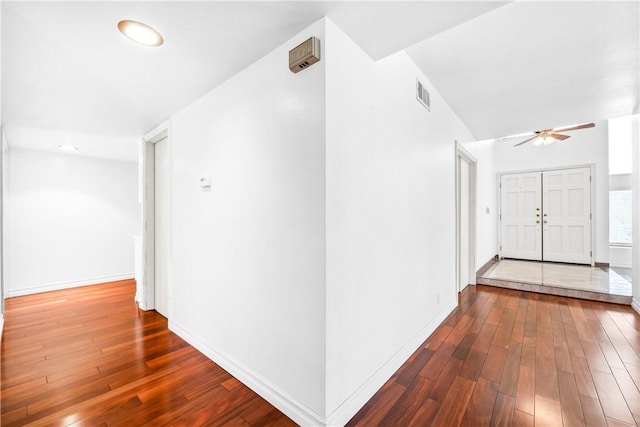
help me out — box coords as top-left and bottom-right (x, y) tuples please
(407, 1), (639, 140)
(2, 1), (638, 160)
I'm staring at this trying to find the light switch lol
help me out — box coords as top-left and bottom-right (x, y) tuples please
(199, 176), (211, 190)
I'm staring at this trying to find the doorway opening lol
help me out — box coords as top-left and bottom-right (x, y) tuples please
(456, 143), (477, 293)
(140, 125), (170, 319)
(484, 163), (632, 302)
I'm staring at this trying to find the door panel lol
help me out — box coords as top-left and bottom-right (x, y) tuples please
(458, 158), (470, 290)
(546, 225), (563, 253)
(568, 226), (584, 253)
(542, 167), (591, 263)
(154, 138), (169, 318)
(522, 226), (538, 251)
(500, 172), (542, 260)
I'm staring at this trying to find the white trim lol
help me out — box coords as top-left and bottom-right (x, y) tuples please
(169, 319), (325, 427)
(590, 164), (596, 265)
(0, 316), (4, 339)
(632, 114), (640, 312)
(325, 302), (457, 427)
(609, 173), (632, 191)
(171, 304), (456, 427)
(609, 245), (632, 269)
(144, 122), (170, 143)
(139, 139), (155, 311)
(1, 128), (8, 320)
(498, 163), (596, 176)
(6, 274), (134, 297)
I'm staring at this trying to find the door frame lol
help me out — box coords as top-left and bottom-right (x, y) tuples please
(140, 122), (172, 313)
(0, 127), (6, 329)
(455, 143), (477, 292)
(497, 163), (595, 265)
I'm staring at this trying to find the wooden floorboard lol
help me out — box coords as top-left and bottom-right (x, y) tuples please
(0, 280), (296, 427)
(347, 285), (640, 427)
(3, 280), (640, 427)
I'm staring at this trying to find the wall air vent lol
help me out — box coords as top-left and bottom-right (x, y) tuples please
(416, 79), (431, 111)
(289, 37), (321, 73)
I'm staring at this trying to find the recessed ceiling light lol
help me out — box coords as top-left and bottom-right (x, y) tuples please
(118, 20), (164, 47)
(58, 145), (79, 151)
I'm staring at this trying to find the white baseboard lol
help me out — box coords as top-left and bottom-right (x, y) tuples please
(0, 315), (4, 339)
(610, 263), (633, 269)
(6, 273), (134, 297)
(169, 302), (457, 427)
(169, 319), (325, 427)
(325, 302), (457, 426)
(632, 298), (640, 316)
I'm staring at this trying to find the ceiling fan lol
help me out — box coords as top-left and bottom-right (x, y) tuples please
(513, 122), (595, 147)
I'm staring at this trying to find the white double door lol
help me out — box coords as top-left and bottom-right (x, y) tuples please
(500, 167), (591, 264)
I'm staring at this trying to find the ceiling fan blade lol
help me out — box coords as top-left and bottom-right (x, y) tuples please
(548, 133), (571, 141)
(553, 123), (595, 133)
(514, 135), (539, 147)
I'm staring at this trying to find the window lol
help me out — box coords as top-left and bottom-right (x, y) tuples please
(609, 190), (632, 245)
(608, 115), (633, 246)
(608, 116), (632, 175)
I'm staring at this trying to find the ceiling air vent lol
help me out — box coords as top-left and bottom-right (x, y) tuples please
(416, 79), (430, 111)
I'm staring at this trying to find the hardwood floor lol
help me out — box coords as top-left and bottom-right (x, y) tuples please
(0, 280), (296, 426)
(347, 285), (640, 427)
(3, 281), (640, 426)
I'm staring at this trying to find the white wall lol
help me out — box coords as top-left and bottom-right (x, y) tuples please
(492, 121), (609, 263)
(631, 115), (640, 314)
(462, 139), (498, 267)
(609, 173), (632, 268)
(1, 131), (5, 327)
(325, 19), (474, 423)
(167, 20), (326, 424)
(610, 246), (632, 268)
(162, 16), (485, 425)
(6, 148), (139, 296)
(1, 3), (4, 327)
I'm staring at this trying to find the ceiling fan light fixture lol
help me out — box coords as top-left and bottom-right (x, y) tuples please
(540, 134), (559, 146)
(513, 122), (593, 148)
(118, 20), (164, 47)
